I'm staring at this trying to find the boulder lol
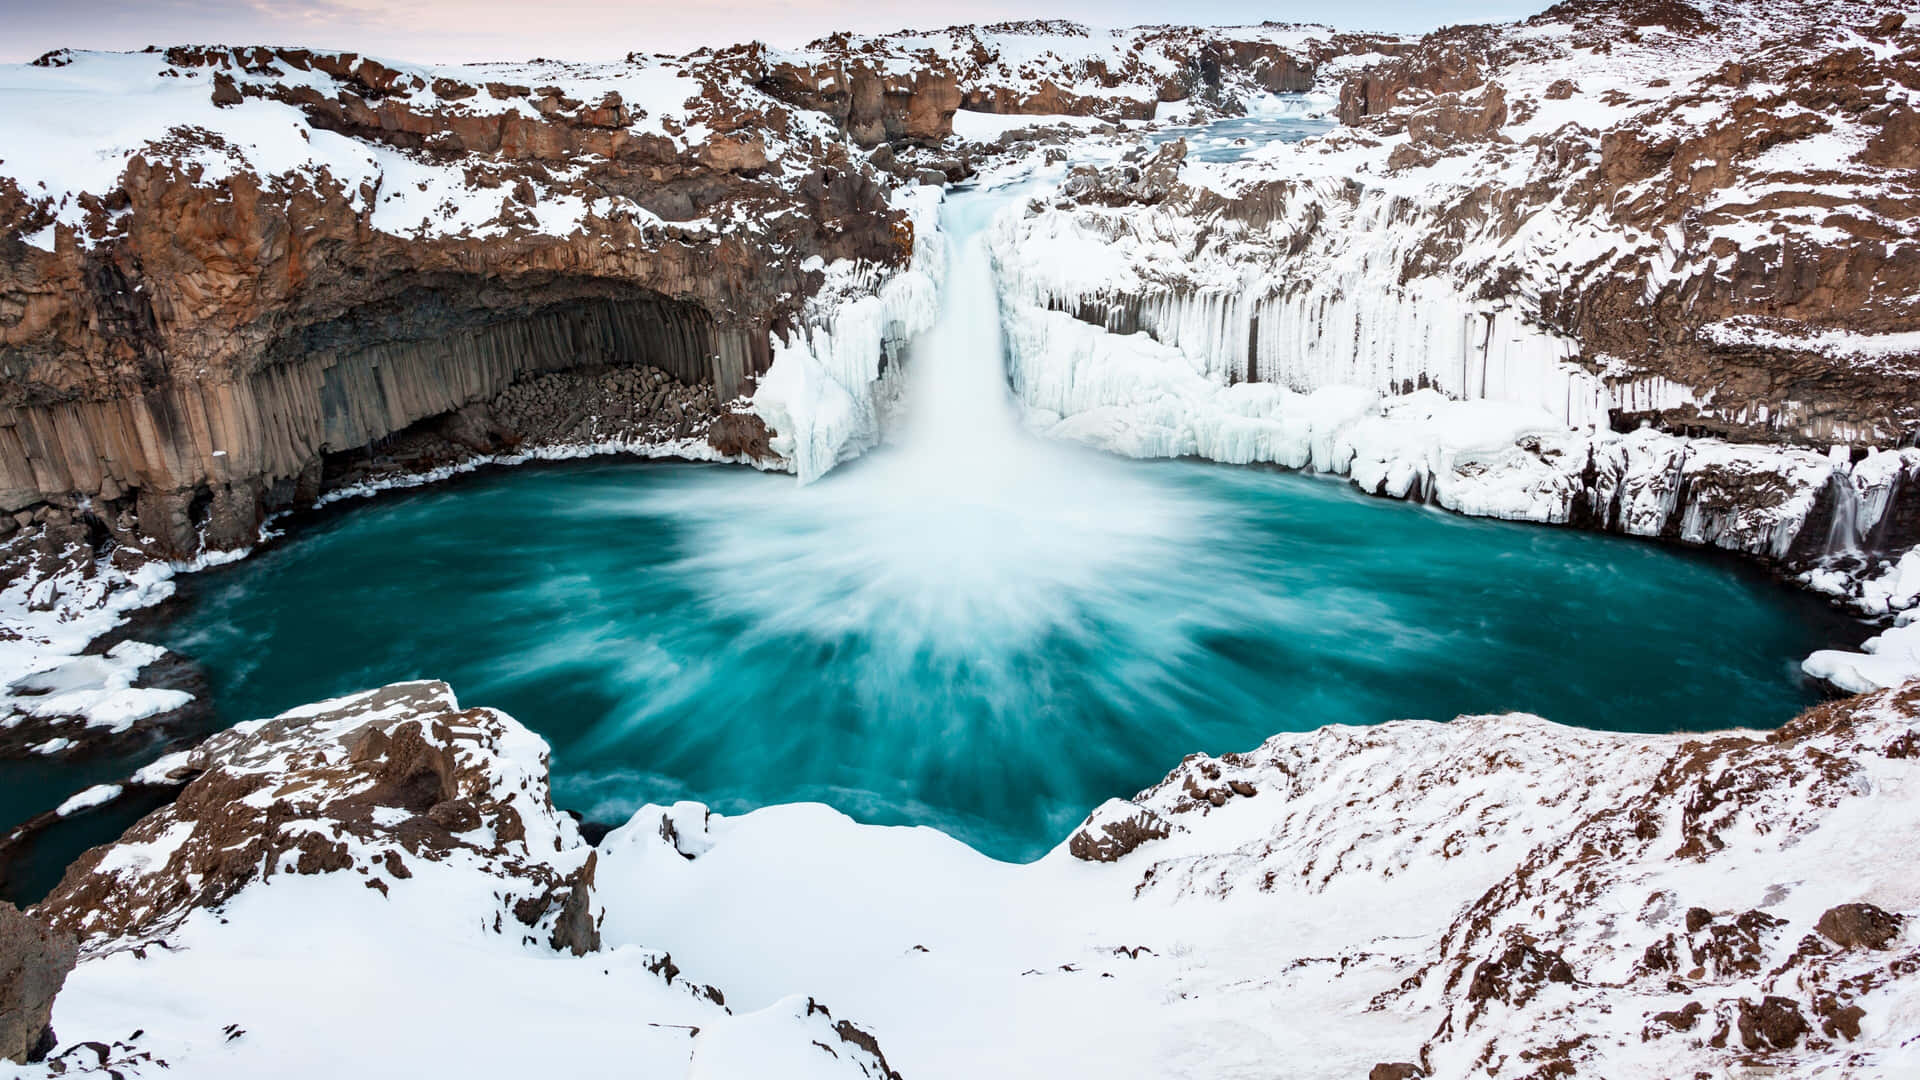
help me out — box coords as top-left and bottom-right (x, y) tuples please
(1815, 903), (1903, 950)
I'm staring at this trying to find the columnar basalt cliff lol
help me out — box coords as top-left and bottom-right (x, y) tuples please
(998, 0), (1920, 448)
(0, 45), (911, 558)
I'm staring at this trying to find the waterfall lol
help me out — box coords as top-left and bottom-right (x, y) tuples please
(895, 192), (1025, 465)
(1825, 468), (1863, 556)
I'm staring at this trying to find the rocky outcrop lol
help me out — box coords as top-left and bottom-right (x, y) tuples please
(737, 23), (1406, 147)
(15, 680), (903, 1079)
(32, 680), (600, 949)
(0, 902), (75, 1064)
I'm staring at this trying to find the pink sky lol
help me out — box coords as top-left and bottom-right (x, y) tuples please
(3, 0), (1544, 65)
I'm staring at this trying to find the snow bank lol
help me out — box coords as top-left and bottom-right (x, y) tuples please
(33, 680), (903, 1079)
(951, 110), (1108, 142)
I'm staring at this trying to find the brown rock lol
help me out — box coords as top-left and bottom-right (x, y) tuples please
(1736, 995), (1808, 1051)
(1814, 902), (1903, 950)
(1651, 1001), (1705, 1031)
(31, 682), (593, 951)
(1369, 1064), (1424, 1080)
(1067, 806), (1173, 862)
(706, 410), (774, 459)
(1406, 84), (1507, 146)
(210, 72), (243, 107)
(369, 721), (458, 813)
(548, 851), (601, 956)
(0, 902), (76, 1064)
(697, 133), (770, 173)
(427, 798), (483, 833)
(1864, 106), (1920, 169)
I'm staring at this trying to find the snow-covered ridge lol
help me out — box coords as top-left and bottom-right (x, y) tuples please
(0, 44), (855, 249)
(758, 21), (1386, 118)
(19, 676), (1920, 1078)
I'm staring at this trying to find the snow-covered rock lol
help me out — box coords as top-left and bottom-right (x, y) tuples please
(22, 681), (902, 1080)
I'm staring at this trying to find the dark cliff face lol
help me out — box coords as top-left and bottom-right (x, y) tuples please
(0, 46), (909, 556)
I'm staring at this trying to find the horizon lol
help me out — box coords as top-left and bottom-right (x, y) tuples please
(2, 0), (1550, 67)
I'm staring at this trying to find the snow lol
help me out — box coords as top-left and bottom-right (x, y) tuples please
(28, 682), (900, 1080)
(54, 784), (123, 817)
(46, 678), (1920, 1078)
(40, 852), (894, 1080)
(0, 46), (830, 248)
(2, 638), (190, 736)
(1805, 618), (1920, 693)
(580, 690), (1920, 1080)
(90, 820), (197, 878)
(1702, 316), (1920, 365)
(951, 110), (1108, 142)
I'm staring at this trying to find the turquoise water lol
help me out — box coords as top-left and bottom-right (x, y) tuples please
(140, 453), (1849, 861)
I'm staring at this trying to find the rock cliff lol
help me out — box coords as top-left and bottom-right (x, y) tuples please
(0, 45), (906, 557)
(0, 25), (1370, 564)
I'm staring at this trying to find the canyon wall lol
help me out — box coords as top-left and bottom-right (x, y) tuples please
(0, 45), (913, 556)
(995, 0), (1920, 450)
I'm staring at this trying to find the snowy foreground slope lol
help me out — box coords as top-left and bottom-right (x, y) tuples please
(8, 679), (1919, 1078)
(11, 683), (900, 1079)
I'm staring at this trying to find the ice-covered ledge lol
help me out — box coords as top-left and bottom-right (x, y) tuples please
(18, 677), (1920, 1078)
